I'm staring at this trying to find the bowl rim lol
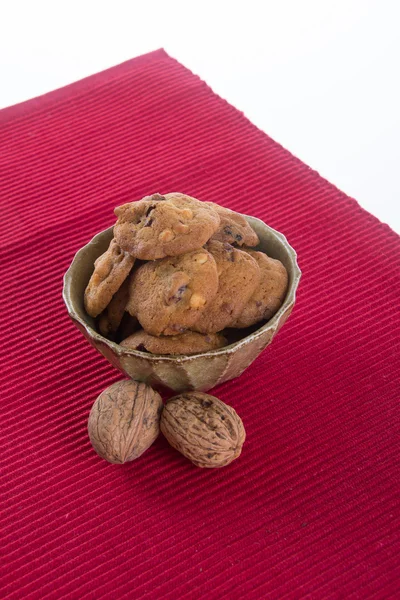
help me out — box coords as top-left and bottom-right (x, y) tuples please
(62, 215), (301, 363)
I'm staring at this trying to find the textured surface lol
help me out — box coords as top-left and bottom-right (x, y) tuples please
(88, 380), (163, 464)
(84, 238), (135, 318)
(192, 240), (261, 333)
(161, 393), (246, 468)
(207, 202), (260, 246)
(0, 49), (399, 599)
(126, 249), (219, 336)
(233, 249), (288, 328)
(114, 192), (221, 260)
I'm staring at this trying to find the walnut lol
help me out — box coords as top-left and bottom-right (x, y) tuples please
(88, 380), (163, 464)
(160, 392), (245, 468)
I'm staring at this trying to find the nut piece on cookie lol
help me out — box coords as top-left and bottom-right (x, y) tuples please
(84, 239), (135, 318)
(120, 330), (227, 355)
(207, 202), (259, 247)
(191, 240), (261, 333)
(114, 192), (220, 260)
(233, 249), (288, 328)
(126, 249), (219, 336)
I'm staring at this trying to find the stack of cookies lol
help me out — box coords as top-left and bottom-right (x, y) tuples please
(84, 193), (288, 355)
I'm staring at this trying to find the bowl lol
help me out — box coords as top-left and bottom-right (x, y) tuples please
(62, 216), (301, 392)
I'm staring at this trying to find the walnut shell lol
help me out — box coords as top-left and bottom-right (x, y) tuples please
(160, 392), (246, 468)
(88, 380), (163, 464)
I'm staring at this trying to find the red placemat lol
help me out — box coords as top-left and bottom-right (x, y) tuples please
(1, 49), (399, 599)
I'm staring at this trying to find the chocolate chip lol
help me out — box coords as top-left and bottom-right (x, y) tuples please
(170, 324), (186, 333)
(168, 285), (187, 304)
(235, 234), (242, 242)
(178, 284), (187, 296)
(221, 302), (233, 313)
(136, 343), (147, 352)
(145, 204), (156, 217)
(223, 226), (233, 235)
(143, 204), (156, 226)
(223, 243), (235, 261)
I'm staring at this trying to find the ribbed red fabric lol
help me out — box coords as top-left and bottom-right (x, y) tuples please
(1, 49), (399, 599)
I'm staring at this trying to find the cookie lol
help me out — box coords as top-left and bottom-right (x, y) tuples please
(114, 192), (220, 260)
(120, 330), (227, 355)
(207, 203), (259, 247)
(191, 240), (261, 333)
(84, 239), (135, 318)
(117, 312), (140, 342)
(97, 277), (131, 339)
(233, 249), (288, 328)
(126, 249), (219, 336)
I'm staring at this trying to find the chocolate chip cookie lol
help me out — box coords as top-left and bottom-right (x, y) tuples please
(97, 277), (131, 339)
(120, 330), (227, 355)
(207, 203), (259, 247)
(191, 240), (261, 333)
(114, 193), (220, 260)
(233, 249), (288, 328)
(116, 312), (139, 342)
(84, 239), (135, 318)
(126, 249), (219, 336)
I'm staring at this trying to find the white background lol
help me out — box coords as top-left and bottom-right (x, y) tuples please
(2, 0), (399, 233)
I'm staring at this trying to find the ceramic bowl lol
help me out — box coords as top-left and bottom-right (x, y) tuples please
(63, 216), (301, 392)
